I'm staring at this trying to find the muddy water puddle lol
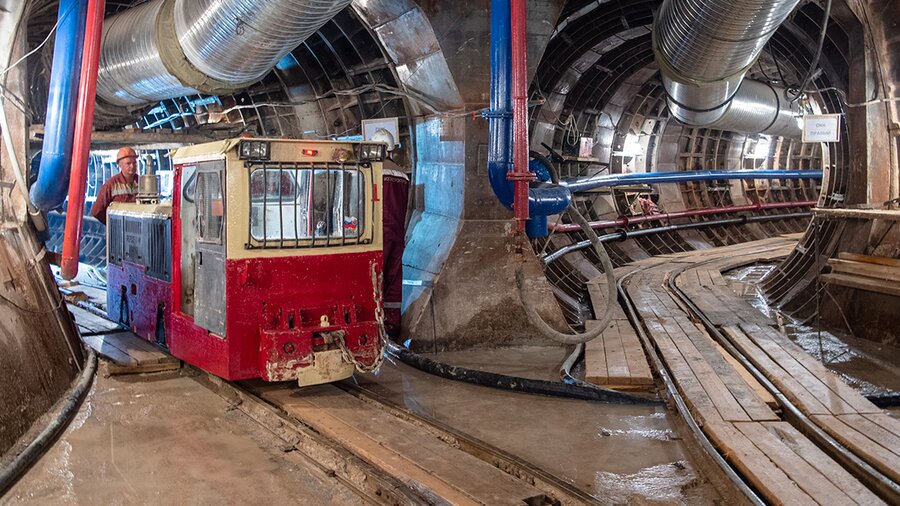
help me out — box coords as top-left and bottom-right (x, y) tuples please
(727, 264), (900, 396)
(357, 353), (721, 504)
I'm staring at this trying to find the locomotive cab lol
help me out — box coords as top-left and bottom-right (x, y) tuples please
(107, 138), (386, 386)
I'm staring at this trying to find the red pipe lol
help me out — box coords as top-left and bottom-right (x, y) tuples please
(549, 201), (817, 233)
(508, 0), (535, 233)
(61, 0), (106, 280)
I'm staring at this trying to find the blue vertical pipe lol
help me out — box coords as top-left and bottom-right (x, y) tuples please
(487, 0), (515, 208)
(487, 0), (570, 237)
(31, 0), (89, 211)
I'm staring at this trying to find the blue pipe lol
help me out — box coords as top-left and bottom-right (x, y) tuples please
(31, 0), (89, 211)
(487, 0), (570, 234)
(560, 169), (823, 193)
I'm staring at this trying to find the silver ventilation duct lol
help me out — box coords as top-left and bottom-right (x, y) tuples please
(96, 1), (198, 107)
(96, 0), (352, 107)
(653, 0), (804, 137)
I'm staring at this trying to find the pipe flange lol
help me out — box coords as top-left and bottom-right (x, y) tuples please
(155, 0), (260, 96)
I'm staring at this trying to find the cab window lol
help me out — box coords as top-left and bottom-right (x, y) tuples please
(249, 166), (366, 247)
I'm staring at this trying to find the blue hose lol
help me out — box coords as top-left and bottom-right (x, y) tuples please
(30, 0), (89, 211)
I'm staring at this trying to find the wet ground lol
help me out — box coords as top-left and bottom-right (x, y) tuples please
(3, 370), (364, 506)
(355, 351), (722, 504)
(728, 264), (900, 397)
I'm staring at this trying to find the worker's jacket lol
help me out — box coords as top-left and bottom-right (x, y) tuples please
(91, 172), (137, 224)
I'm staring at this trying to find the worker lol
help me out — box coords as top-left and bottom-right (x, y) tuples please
(91, 146), (139, 224)
(371, 129), (409, 340)
(638, 194), (660, 215)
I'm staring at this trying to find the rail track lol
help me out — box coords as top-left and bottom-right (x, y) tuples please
(616, 238), (900, 505)
(197, 373), (603, 506)
(56, 234), (900, 504)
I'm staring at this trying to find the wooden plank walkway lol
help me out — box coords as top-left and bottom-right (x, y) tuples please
(603, 236), (892, 505)
(82, 331), (180, 375)
(67, 304), (121, 335)
(583, 320), (653, 389)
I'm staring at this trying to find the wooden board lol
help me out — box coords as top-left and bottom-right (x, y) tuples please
(82, 331), (180, 375)
(584, 320), (653, 388)
(67, 304), (121, 334)
(722, 326), (831, 416)
(644, 319), (723, 425)
(742, 323), (880, 414)
(738, 324), (858, 415)
(656, 318), (752, 422)
(704, 421), (817, 506)
(837, 252), (900, 267)
(759, 422), (883, 506)
(812, 414), (900, 484)
(261, 386), (547, 506)
(708, 336), (777, 409)
(828, 258), (900, 282)
(672, 317), (777, 421)
(820, 273), (900, 297)
(735, 422), (858, 505)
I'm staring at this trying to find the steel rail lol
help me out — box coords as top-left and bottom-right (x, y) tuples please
(60, 298), (610, 505)
(664, 257), (900, 503)
(215, 375), (607, 505)
(332, 380), (604, 506)
(614, 246), (791, 505)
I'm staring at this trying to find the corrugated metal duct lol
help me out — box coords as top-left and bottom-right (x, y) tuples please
(96, 0), (351, 107)
(653, 0), (805, 138)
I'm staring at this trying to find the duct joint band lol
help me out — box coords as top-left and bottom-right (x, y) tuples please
(664, 86), (742, 114)
(155, 0), (259, 95)
(651, 23), (762, 89)
(757, 81), (783, 134)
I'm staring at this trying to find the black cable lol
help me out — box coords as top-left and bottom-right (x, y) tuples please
(386, 342), (658, 405)
(787, 0), (833, 103)
(0, 348), (97, 494)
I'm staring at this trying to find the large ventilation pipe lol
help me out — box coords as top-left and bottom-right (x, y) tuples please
(96, 0), (351, 107)
(653, 0), (805, 138)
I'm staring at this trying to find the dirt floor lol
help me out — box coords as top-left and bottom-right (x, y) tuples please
(2, 369), (365, 506)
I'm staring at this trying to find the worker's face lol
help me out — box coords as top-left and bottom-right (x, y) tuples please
(118, 156), (137, 179)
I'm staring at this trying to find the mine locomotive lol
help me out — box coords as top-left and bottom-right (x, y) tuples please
(106, 138), (387, 385)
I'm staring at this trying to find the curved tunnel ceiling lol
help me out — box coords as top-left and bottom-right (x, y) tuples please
(23, 0), (874, 323)
(528, 0), (860, 325)
(27, 2), (415, 161)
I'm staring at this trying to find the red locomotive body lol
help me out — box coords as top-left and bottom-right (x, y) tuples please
(106, 138), (386, 385)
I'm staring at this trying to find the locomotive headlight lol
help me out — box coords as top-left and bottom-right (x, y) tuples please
(358, 143), (386, 162)
(239, 140), (271, 161)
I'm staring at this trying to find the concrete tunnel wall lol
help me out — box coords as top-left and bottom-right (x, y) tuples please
(0, 2), (85, 460)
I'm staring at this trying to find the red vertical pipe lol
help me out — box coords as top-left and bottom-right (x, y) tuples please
(508, 0), (534, 232)
(61, 0), (106, 280)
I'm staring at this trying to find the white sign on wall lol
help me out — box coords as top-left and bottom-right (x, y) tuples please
(578, 137), (594, 158)
(802, 114), (841, 143)
(362, 117), (400, 147)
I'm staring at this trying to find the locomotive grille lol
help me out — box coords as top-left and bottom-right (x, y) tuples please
(144, 218), (172, 281)
(107, 214), (124, 265)
(247, 162), (370, 250)
(107, 211), (172, 282)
